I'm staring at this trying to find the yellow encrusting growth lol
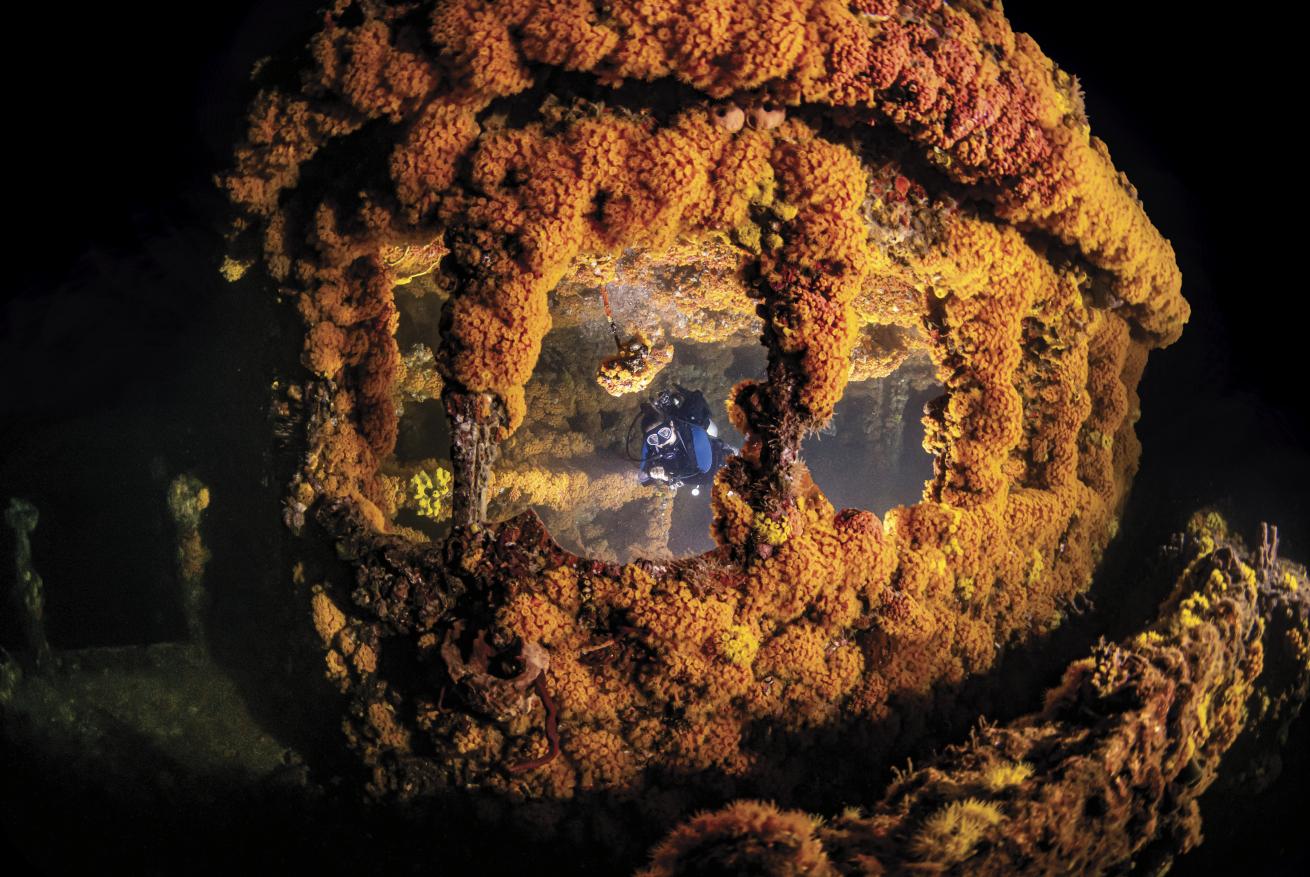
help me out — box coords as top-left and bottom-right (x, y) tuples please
(980, 760), (1033, 792)
(751, 510), (793, 547)
(912, 798), (1004, 864)
(409, 465), (453, 521)
(1178, 593), (1212, 630)
(717, 624), (761, 668)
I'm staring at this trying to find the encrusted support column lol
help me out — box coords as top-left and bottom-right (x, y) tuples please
(166, 474), (212, 648)
(445, 390), (506, 530)
(878, 375), (911, 465)
(4, 497), (51, 670)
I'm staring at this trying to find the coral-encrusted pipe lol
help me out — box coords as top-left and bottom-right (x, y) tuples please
(642, 515), (1310, 876)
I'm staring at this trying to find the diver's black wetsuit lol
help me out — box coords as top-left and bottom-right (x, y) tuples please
(637, 386), (733, 490)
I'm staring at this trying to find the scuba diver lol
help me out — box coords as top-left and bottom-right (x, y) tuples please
(629, 385), (735, 495)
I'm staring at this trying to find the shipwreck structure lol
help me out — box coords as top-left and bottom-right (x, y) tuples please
(217, 1), (1306, 872)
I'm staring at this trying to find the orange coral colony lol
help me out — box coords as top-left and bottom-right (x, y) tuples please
(223, 0), (1187, 860)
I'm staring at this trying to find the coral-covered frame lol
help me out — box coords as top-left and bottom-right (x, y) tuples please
(221, 0), (1188, 856)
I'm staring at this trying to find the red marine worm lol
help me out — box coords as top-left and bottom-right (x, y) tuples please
(506, 673), (559, 774)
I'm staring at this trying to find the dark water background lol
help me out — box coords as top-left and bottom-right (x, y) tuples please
(2, 1), (1307, 874)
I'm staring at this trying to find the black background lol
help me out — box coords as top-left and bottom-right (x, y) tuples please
(1, 2), (1306, 874)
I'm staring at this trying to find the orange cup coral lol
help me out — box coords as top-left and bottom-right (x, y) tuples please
(222, 0), (1188, 863)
